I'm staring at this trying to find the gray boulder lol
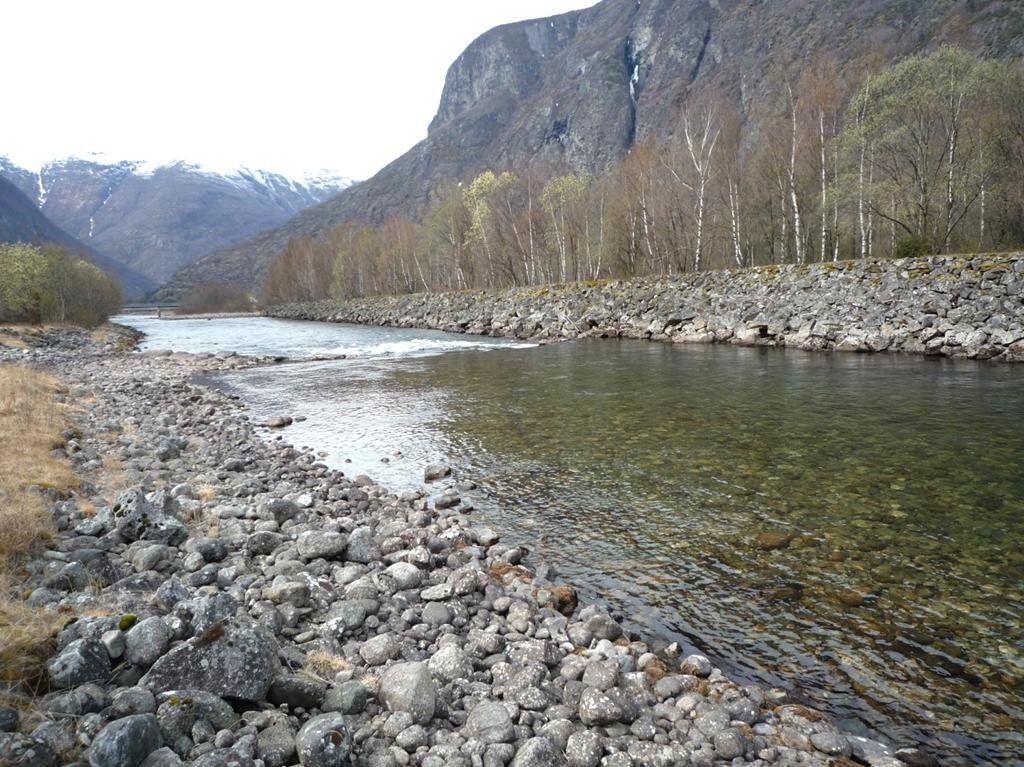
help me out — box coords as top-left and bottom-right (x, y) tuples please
(187, 592), (239, 632)
(113, 490), (186, 546)
(295, 713), (351, 767)
(191, 749), (256, 767)
(359, 633), (399, 666)
(140, 621), (280, 702)
(0, 732), (56, 767)
(45, 638), (110, 689)
(109, 687), (158, 717)
(154, 690), (236, 730)
(126, 617), (173, 668)
(245, 531), (284, 556)
(424, 464), (451, 482)
(322, 681), (367, 715)
(297, 531), (347, 561)
(680, 654), (712, 677)
(262, 498), (299, 524)
(384, 562), (422, 590)
(257, 723), (297, 767)
(88, 714), (162, 767)
(140, 747), (184, 767)
(511, 737), (567, 767)
(566, 729), (603, 767)
(0, 708), (18, 733)
(343, 526), (380, 564)
(268, 675), (326, 709)
(714, 728), (747, 760)
(379, 662), (435, 725)
(428, 644), (472, 683)
(465, 700), (514, 744)
(578, 687), (622, 726)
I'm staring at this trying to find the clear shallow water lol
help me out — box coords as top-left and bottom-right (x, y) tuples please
(122, 316), (1024, 765)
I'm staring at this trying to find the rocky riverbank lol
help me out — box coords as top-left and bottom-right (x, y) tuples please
(266, 254), (1024, 362)
(0, 327), (936, 767)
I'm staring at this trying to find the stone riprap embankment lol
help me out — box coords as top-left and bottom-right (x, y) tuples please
(0, 328), (935, 767)
(266, 254), (1024, 362)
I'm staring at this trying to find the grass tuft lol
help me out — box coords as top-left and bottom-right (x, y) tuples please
(306, 650), (350, 677)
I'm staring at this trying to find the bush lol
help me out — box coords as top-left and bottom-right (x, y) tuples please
(0, 244), (121, 326)
(176, 283), (254, 315)
(892, 235), (933, 260)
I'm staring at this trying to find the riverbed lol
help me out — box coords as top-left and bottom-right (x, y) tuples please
(117, 314), (1024, 765)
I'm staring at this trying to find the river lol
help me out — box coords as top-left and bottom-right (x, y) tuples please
(116, 314), (1024, 765)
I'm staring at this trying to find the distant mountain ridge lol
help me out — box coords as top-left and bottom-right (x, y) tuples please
(0, 175), (156, 298)
(153, 0), (1024, 300)
(0, 156), (352, 286)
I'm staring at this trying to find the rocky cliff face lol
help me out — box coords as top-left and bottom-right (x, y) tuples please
(0, 175), (156, 298)
(157, 0), (1024, 299)
(0, 157), (351, 286)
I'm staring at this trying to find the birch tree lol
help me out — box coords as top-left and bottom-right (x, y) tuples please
(680, 103), (720, 271)
(843, 47), (995, 253)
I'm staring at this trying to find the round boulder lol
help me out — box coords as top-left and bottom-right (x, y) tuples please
(465, 700), (514, 744)
(140, 621), (280, 702)
(88, 714), (162, 767)
(295, 713), (351, 767)
(379, 662), (435, 725)
(126, 617), (173, 668)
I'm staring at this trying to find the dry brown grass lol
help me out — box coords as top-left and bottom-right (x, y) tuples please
(306, 651), (350, 677)
(0, 364), (75, 555)
(96, 452), (130, 497)
(0, 364), (77, 707)
(89, 323), (137, 352)
(0, 574), (63, 699)
(0, 333), (28, 349)
(0, 324), (47, 346)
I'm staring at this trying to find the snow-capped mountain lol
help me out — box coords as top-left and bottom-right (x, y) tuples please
(0, 174), (157, 299)
(0, 155), (352, 285)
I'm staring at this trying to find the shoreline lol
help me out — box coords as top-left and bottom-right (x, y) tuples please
(264, 253), (1024, 363)
(0, 325), (944, 767)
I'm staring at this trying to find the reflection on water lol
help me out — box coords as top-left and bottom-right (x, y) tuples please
(140, 317), (1022, 765)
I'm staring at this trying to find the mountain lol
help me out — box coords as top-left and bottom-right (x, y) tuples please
(0, 156), (352, 286)
(0, 175), (156, 298)
(155, 0), (1024, 299)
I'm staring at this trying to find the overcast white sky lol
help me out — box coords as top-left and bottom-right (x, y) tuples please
(2, 1), (592, 179)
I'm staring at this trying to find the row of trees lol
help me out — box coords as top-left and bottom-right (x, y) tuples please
(263, 47), (1024, 304)
(0, 244), (122, 326)
(176, 282), (255, 315)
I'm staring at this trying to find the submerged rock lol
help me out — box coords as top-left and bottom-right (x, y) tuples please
(260, 415), (293, 428)
(424, 463), (451, 482)
(754, 531), (793, 550)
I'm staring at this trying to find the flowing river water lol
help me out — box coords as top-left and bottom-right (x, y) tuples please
(117, 315), (1024, 765)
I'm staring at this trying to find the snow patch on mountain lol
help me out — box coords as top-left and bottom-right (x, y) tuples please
(1, 153), (353, 192)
